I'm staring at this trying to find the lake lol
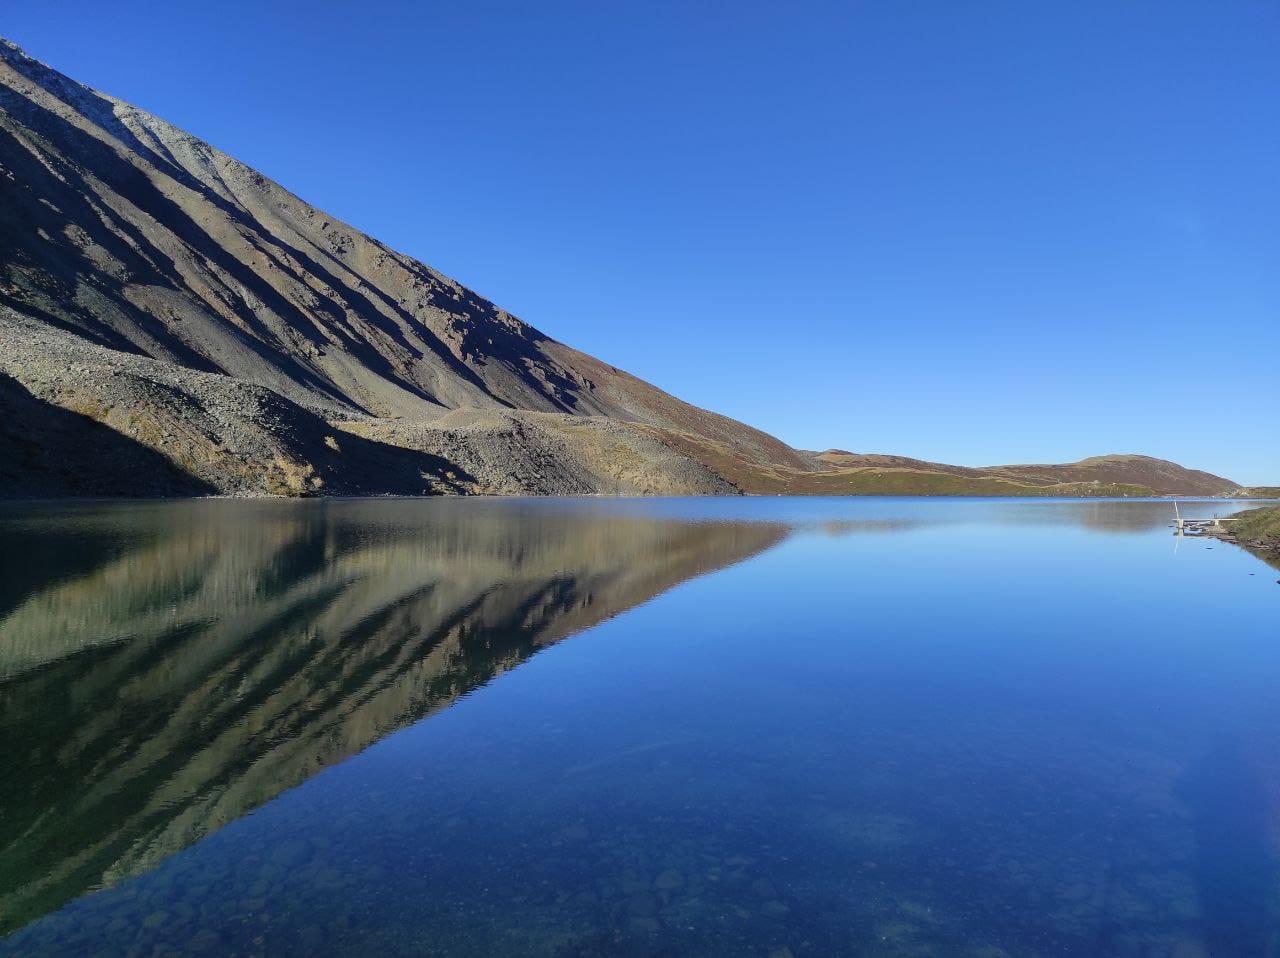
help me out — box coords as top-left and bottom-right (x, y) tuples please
(0, 497), (1276, 957)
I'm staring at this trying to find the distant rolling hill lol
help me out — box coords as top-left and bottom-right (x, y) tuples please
(0, 39), (1240, 499)
(652, 444), (1238, 498)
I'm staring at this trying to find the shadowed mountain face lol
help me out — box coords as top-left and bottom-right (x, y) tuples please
(0, 500), (787, 935)
(0, 38), (1239, 497)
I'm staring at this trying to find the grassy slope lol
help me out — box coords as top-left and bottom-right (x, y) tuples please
(1223, 506), (1280, 570)
(1230, 507), (1280, 540)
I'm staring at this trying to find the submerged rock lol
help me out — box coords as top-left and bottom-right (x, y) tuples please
(654, 869), (684, 891)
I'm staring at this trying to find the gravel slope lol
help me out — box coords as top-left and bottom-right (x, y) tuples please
(0, 39), (795, 472)
(0, 308), (734, 497)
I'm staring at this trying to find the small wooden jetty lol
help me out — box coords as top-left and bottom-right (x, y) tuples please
(1171, 501), (1241, 537)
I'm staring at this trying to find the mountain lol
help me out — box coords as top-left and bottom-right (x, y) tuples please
(0, 37), (798, 497)
(0, 39), (1240, 498)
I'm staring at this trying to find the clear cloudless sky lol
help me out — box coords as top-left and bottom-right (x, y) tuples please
(6, 1), (1278, 482)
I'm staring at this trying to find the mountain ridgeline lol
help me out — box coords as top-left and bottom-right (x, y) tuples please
(0, 39), (1241, 499)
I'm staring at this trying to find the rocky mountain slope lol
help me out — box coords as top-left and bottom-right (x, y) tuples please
(0, 38), (794, 493)
(0, 38), (1240, 498)
(0, 308), (737, 497)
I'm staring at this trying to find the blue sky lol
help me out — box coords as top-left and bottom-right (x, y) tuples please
(7, 2), (1278, 482)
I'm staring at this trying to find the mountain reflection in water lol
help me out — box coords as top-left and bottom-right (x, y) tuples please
(1, 496), (1270, 957)
(0, 500), (785, 934)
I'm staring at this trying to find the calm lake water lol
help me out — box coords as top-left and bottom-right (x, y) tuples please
(1, 497), (1276, 957)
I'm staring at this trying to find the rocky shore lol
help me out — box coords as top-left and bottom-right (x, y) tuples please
(1196, 506), (1280, 570)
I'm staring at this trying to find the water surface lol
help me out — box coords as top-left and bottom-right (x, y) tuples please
(1, 497), (1276, 956)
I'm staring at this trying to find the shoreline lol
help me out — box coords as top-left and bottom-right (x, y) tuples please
(3, 493), (1275, 504)
(1191, 506), (1280, 570)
